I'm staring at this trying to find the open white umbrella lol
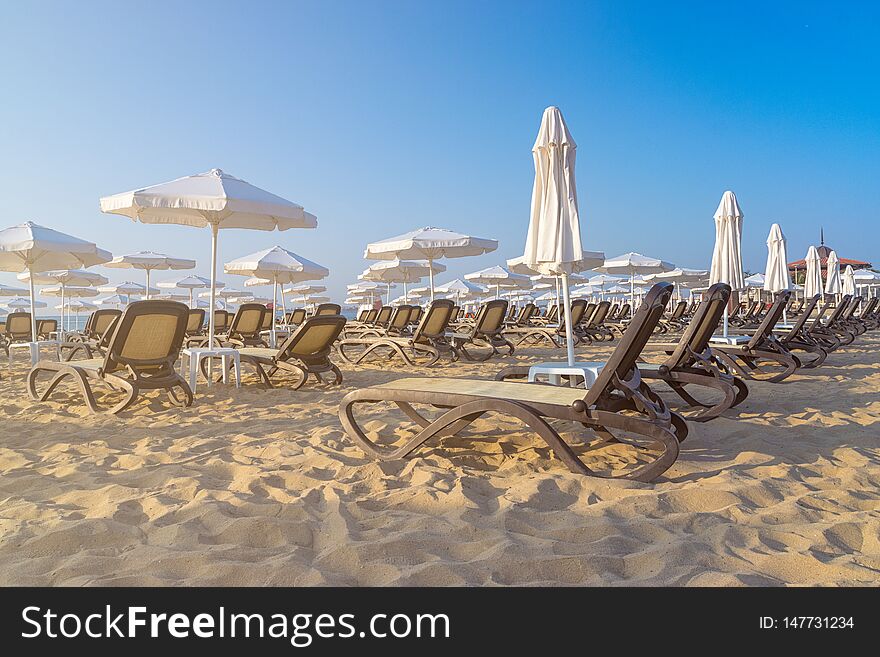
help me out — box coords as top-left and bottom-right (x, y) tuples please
(804, 246), (823, 299)
(225, 245), (329, 344)
(365, 227), (497, 301)
(41, 286), (99, 333)
(0, 222), (111, 342)
(157, 274), (223, 308)
(96, 294), (130, 309)
(100, 168), (317, 348)
(285, 283), (327, 304)
(18, 269), (108, 332)
(709, 191), (744, 336)
(360, 259), (445, 303)
(597, 252), (674, 309)
(464, 265), (530, 299)
(56, 299), (98, 330)
(0, 282), (28, 297)
(824, 250), (841, 299)
(105, 251), (195, 299)
(644, 268), (708, 301)
(98, 281), (157, 303)
(842, 265), (856, 297)
(434, 278), (487, 305)
(3, 297), (47, 310)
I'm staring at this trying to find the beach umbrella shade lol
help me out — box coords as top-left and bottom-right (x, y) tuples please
(98, 281), (158, 303)
(842, 265), (856, 297)
(3, 296), (47, 310)
(744, 273), (765, 288)
(96, 294), (131, 309)
(435, 278), (487, 305)
(464, 266), (531, 300)
(224, 245), (329, 344)
(18, 268), (108, 331)
(100, 168), (317, 348)
(644, 267), (708, 300)
(104, 251), (195, 300)
(157, 274), (223, 308)
(824, 250), (842, 297)
(365, 227), (497, 301)
(597, 252), (674, 310)
(762, 222), (792, 318)
(708, 191), (744, 336)
(0, 282), (28, 296)
(360, 259), (445, 302)
(0, 222), (111, 341)
(804, 246), (823, 299)
(285, 283), (328, 308)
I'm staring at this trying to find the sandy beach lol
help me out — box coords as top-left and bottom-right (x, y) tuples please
(0, 332), (877, 587)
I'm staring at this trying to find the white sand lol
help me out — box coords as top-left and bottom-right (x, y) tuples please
(0, 334), (878, 586)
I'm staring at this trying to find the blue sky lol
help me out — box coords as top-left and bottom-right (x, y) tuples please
(1, 1), (877, 304)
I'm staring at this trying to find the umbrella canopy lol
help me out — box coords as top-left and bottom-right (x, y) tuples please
(365, 227), (497, 300)
(0, 282), (28, 296)
(744, 273), (765, 288)
(224, 245), (329, 342)
(100, 168), (317, 347)
(435, 278), (487, 301)
(3, 297), (47, 310)
(98, 281), (158, 298)
(18, 269), (108, 287)
(507, 251), (604, 277)
(464, 266), (531, 299)
(0, 222), (111, 339)
(824, 250), (842, 295)
(96, 294), (130, 307)
(41, 286), (98, 298)
(643, 268), (708, 284)
(597, 252), (673, 308)
(360, 259), (445, 302)
(285, 283), (327, 296)
(853, 269), (880, 283)
(842, 265), (856, 297)
(105, 251), (195, 299)
(804, 246), (823, 298)
(157, 273), (222, 307)
(763, 223), (792, 294)
(57, 299), (98, 311)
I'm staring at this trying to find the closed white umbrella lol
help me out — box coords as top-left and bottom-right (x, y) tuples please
(105, 251), (195, 299)
(842, 265), (856, 297)
(763, 223), (792, 321)
(804, 246), (823, 299)
(709, 191), (744, 336)
(100, 168), (316, 349)
(824, 250), (841, 298)
(225, 245), (329, 344)
(365, 227), (497, 301)
(157, 274), (223, 308)
(0, 222), (111, 342)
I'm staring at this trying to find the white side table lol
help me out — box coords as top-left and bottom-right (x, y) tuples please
(180, 347), (242, 392)
(528, 361), (605, 388)
(709, 335), (751, 346)
(8, 340), (61, 369)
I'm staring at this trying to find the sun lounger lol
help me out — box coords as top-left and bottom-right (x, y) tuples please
(338, 282), (687, 482)
(27, 300), (193, 414)
(61, 309), (122, 360)
(314, 303), (342, 316)
(448, 299), (515, 361)
(503, 299), (589, 347)
(336, 300), (456, 367)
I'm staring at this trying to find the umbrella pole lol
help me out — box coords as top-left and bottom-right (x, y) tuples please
(561, 273), (575, 367)
(630, 275), (634, 310)
(61, 283), (66, 335)
(403, 281), (407, 299)
(209, 224), (218, 349)
(28, 265), (37, 342)
(280, 285), (287, 322)
(428, 259), (435, 302)
(145, 269), (150, 300)
(190, 289), (194, 309)
(271, 278), (278, 347)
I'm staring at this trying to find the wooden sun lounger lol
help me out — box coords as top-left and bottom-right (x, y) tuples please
(338, 283), (687, 482)
(336, 300), (456, 367)
(27, 300), (193, 414)
(711, 291), (800, 382)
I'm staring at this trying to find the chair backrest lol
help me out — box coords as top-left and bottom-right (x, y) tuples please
(511, 303), (535, 326)
(579, 302), (596, 326)
(186, 309), (205, 334)
(387, 305), (413, 331)
(373, 306), (393, 327)
(288, 308), (307, 326)
(567, 299), (589, 327)
(228, 303), (267, 338)
(584, 301), (610, 328)
(841, 294), (860, 320)
(473, 300), (508, 335)
(213, 309), (230, 331)
(90, 309), (123, 339)
(356, 309), (369, 322)
(583, 283), (674, 406)
(506, 305), (517, 321)
(276, 315), (347, 362)
(451, 305), (461, 322)
(662, 283), (730, 369)
(412, 299), (456, 342)
(815, 295), (849, 328)
(546, 304), (559, 323)
(781, 294), (820, 339)
(6, 313), (32, 340)
(669, 301), (687, 320)
(102, 300), (189, 374)
(746, 291), (791, 349)
(260, 309), (274, 330)
(861, 297), (878, 317)
(617, 303), (631, 320)
(37, 319), (57, 337)
(409, 306), (423, 324)
(315, 303), (342, 316)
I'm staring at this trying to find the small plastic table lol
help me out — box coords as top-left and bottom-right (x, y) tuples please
(8, 340), (61, 369)
(180, 347), (241, 392)
(527, 361), (605, 388)
(709, 335), (751, 346)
